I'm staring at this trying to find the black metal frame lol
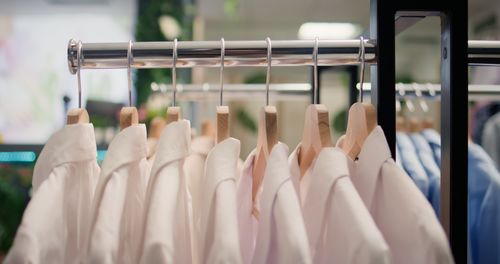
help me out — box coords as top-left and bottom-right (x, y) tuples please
(370, 0), (468, 262)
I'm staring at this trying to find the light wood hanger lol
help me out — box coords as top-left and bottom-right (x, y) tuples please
(252, 38), (278, 217)
(166, 38), (181, 125)
(120, 40), (139, 130)
(216, 38), (230, 143)
(149, 116), (166, 139)
(342, 36), (378, 160)
(67, 40), (90, 125)
(201, 120), (216, 138)
(298, 38), (333, 178)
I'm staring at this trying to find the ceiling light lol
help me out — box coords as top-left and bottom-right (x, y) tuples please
(298, 22), (363, 40)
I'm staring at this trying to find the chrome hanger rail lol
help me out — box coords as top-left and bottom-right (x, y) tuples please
(67, 39), (377, 73)
(67, 39), (500, 73)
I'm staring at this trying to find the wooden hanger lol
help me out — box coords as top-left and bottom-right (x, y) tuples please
(298, 38), (333, 178)
(201, 120), (216, 138)
(149, 116), (166, 139)
(216, 39), (230, 144)
(119, 106), (138, 130)
(120, 40), (139, 131)
(252, 105), (278, 213)
(216, 106), (229, 143)
(67, 108), (89, 124)
(251, 38), (278, 218)
(166, 38), (181, 125)
(342, 102), (377, 160)
(299, 104), (333, 177)
(341, 36), (377, 160)
(67, 40), (90, 125)
(166, 106), (180, 124)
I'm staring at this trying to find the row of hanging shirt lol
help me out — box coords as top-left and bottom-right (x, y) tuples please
(5, 109), (455, 263)
(394, 85), (500, 264)
(6, 38), (454, 264)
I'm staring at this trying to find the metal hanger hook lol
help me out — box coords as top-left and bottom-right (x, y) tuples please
(127, 40), (133, 107)
(313, 37), (319, 104)
(220, 38), (225, 106)
(77, 40), (83, 108)
(413, 82), (429, 113)
(265, 37), (272, 106)
(358, 36), (366, 103)
(172, 38), (178, 107)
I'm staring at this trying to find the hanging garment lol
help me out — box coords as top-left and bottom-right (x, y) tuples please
(86, 124), (149, 264)
(396, 132), (430, 197)
(251, 143), (312, 264)
(5, 124), (100, 264)
(339, 126), (453, 264)
(238, 143), (312, 264)
(409, 132), (441, 216)
(421, 128), (441, 166)
(139, 120), (193, 264)
(289, 145), (391, 264)
(185, 135), (214, 264)
(468, 142), (500, 264)
(236, 149), (259, 264)
(481, 112), (500, 169)
(198, 137), (242, 264)
(472, 102), (500, 144)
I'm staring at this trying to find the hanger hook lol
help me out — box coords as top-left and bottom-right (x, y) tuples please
(220, 38), (225, 106)
(172, 38), (178, 107)
(414, 82), (429, 113)
(265, 37), (272, 106)
(77, 40), (83, 108)
(127, 40), (133, 107)
(313, 37), (319, 104)
(358, 36), (366, 103)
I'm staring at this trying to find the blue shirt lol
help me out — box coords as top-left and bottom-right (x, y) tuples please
(410, 133), (441, 216)
(396, 132), (430, 197)
(469, 143), (500, 264)
(421, 128), (441, 167)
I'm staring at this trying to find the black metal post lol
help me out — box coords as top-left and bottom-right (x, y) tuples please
(371, 0), (468, 262)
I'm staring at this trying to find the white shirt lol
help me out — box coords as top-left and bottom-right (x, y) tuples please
(238, 142), (312, 264)
(6, 124), (100, 264)
(86, 124), (149, 264)
(199, 137), (243, 264)
(289, 144), (391, 264)
(185, 135), (214, 259)
(140, 120), (193, 264)
(338, 126), (453, 264)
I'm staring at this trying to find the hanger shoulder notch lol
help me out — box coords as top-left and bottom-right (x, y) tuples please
(119, 106), (139, 130)
(66, 108), (89, 125)
(166, 106), (180, 125)
(216, 106), (229, 143)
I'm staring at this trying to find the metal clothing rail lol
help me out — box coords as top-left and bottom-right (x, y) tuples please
(67, 39), (500, 73)
(358, 83), (500, 96)
(150, 83), (312, 101)
(67, 39), (376, 73)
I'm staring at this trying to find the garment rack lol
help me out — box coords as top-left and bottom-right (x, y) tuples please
(67, 0), (500, 260)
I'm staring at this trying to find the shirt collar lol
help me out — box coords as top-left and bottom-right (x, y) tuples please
(33, 123), (97, 191)
(100, 124), (148, 180)
(191, 136), (215, 156)
(353, 126), (392, 209)
(301, 147), (349, 251)
(150, 120), (191, 176)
